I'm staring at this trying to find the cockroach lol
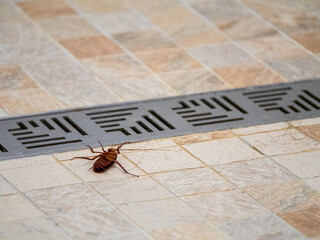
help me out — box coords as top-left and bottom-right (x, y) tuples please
(72, 141), (139, 177)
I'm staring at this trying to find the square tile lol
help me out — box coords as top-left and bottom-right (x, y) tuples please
(158, 69), (230, 94)
(0, 194), (44, 223)
(214, 158), (296, 188)
(291, 30), (320, 54)
(72, 0), (127, 14)
(18, 0), (76, 19)
(245, 180), (320, 214)
(272, 150), (320, 178)
(0, 217), (72, 239)
(90, 176), (173, 205)
(280, 207), (320, 238)
(304, 177), (320, 193)
(37, 15), (100, 40)
(0, 161), (81, 192)
(214, 62), (285, 88)
(59, 35), (123, 59)
(26, 183), (110, 215)
(0, 175), (16, 196)
(182, 137), (263, 165)
(241, 129), (320, 156)
(135, 48), (202, 73)
(113, 30), (176, 52)
(188, 42), (254, 69)
(52, 207), (138, 239)
(0, 64), (38, 91)
(182, 190), (267, 223)
(152, 167), (235, 196)
(124, 146), (204, 173)
(173, 130), (234, 145)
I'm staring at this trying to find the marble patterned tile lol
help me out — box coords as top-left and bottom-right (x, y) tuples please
(241, 35), (309, 61)
(135, 48), (202, 73)
(217, 213), (305, 240)
(62, 155), (144, 182)
(241, 129), (320, 156)
(245, 180), (320, 214)
(182, 190), (268, 223)
(188, 42), (255, 69)
(173, 130), (234, 145)
(296, 124), (320, 142)
(123, 139), (176, 150)
(113, 30), (176, 52)
(26, 183), (110, 215)
(18, 0), (77, 19)
(0, 64), (38, 91)
(88, 10), (154, 35)
(214, 158), (297, 188)
(0, 88), (63, 115)
(72, 0), (127, 14)
(0, 47), (14, 65)
(0, 175), (17, 196)
(81, 53), (150, 80)
(304, 177), (320, 193)
(0, 2), (27, 22)
(0, 161), (81, 192)
(152, 167), (235, 196)
(266, 56), (320, 82)
(124, 146), (204, 173)
(0, 155), (56, 170)
(290, 117), (320, 127)
(0, 216), (72, 239)
(158, 69), (230, 94)
(214, 62), (285, 88)
(0, 194), (44, 223)
(37, 15), (100, 40)
(119, 198), (204, 230)
(182, 137), (263, 166)
(280, 207), (320, 238)
(91, 176), (173, 205)
(291, 30), (320, 54)
(59, 35), (123, 59)
(232, 122), (288, 135)
(52, 207), (138, 239)
(107, 232), (149, 240)
(296, 0), (320, 16)
(272, 150), (320, 178)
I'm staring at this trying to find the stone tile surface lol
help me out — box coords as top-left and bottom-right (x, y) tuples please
(304, 177), (320, 193)
(0, 175), (16, 196)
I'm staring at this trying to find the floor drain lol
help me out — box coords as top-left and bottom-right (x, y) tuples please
(0, 79), (319, 160)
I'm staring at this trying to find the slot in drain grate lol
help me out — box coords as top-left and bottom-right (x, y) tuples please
(1, 79), (319, 160)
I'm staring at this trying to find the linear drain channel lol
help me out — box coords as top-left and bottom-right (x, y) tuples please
(1, 79), (319, 160)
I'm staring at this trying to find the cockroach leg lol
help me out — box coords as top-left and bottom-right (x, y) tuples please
(71, 155), (99, 161)
(86, 144), (103, 154)
(116, 142), (129, 153)
(98, 141), (106, 152)
(116, 161), (139, 177)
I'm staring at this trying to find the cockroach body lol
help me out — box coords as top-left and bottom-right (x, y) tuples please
(72, 142), (138, 177)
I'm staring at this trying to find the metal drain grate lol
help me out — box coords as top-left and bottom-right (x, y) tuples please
(1, 79), (319, 160)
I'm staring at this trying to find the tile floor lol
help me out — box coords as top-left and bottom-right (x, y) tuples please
(0, 0), (320, 239)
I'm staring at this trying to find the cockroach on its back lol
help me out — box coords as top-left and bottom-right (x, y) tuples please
(71, 141), (139, 177)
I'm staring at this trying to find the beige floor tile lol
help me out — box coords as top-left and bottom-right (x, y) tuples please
(217, 213), (304, 240)
(291, 117), (320, 127)
(280, 207), (320, 238)
(245, 180), (320, 214)
(0, 175), (17, 196)
(182, 137), (262, 165)
(0, 162), (81, 192)
(158, 69), (230, 94)
(89, 11), (153, 35)
(91, 176), (173, 205)
(54, 147), (103, 161)
(214, 158), (297, 188)
(174, 130), (233, 145)
(188, 42), (254, 69)
(152, 167), (235, 196)
(232, 122), (288, 135)
(113, 29), (176, 52)
(18, 0), (76, 19)
(37, 15), (100, 40)
(304, 177), (320, 193)
(272, 150), (320, 178)
(214, 62), (285, 88)
(62, 155), (144, 182)
(119, 198), (204, 230)
(124, 146), (203, 173)
(241, 35), (309, 61)
(296, 0), (320, 15)
(60, 35), (123, 59)
(291, 30), (320, 54)
(0, 216), (72, 240)
(0, 48), (14, 65)
(108, 232), (149, 240)
(182, 190), (267, 223)
(136, 48), (202, 73)
(52, 207), (138, 239)
(0, 2), (27, 23)
(124, 139), (176, 150)
(0, 194), (44, 223)
(241, 129), (320, 156)
(296, 125), (320, 142)
(0, 88), (63, 115)
(0, 155), (56, 170)
(82, 53), (150, 80)
(72, 0), (127, 14)
(26, 183), (110, 215)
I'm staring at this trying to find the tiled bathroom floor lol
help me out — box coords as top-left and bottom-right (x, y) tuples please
(0, 0), (320, 239)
